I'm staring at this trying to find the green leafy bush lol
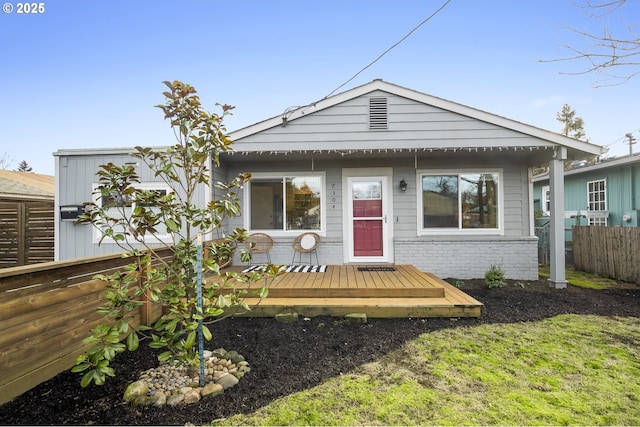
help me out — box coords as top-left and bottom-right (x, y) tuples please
(484, 264), (506, 288)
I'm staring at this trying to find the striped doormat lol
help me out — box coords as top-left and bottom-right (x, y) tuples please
(242, 265), (327, 273)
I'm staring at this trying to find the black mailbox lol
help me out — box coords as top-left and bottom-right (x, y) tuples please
(60, 205), (84, 221)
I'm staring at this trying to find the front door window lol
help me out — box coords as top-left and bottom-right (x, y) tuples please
(352, 181), (383, 256)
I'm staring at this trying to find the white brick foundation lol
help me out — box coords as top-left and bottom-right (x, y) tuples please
(394, 237), (539, 280)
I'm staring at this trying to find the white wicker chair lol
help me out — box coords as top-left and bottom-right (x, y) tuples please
(291, 232), (320, 265)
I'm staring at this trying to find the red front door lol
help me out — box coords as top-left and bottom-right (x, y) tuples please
(348, 177), (388, 262)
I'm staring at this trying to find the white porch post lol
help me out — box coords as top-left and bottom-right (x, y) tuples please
(548, 147), (567, 289)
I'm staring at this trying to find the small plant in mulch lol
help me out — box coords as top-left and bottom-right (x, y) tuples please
(484, 263), (506, 288)
(453, 279), (466, 288)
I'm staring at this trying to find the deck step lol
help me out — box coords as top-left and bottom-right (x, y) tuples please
(217, 265), (483, 318)
(235, 296), (483, 318)
(263, 286), (445, 298)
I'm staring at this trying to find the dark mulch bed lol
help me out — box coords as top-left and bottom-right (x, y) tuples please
(1, 279), (639, 425)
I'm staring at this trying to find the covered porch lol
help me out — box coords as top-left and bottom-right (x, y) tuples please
(222, 264), (484, 318)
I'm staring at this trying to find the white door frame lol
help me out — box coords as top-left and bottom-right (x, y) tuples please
(342, 168), (394, 263)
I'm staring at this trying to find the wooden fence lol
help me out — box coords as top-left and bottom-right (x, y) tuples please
(573, 226), (640, 284)
(0, 249), (175, 405)
(0, 201), (54, 268)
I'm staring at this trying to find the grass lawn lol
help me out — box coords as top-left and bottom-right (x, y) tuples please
(537, 266), (622, 289)
(213, 314), (640, 426)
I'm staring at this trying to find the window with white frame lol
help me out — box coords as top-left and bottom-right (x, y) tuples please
(247, 173), (324, 233)
(587, 179), (607, 226)
(92, 183), (172, 243)
(419, 171), (501, 233)
(541, 185), (551, 216)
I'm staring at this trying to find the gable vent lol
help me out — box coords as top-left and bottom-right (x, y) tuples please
(369, 97), (388, 130)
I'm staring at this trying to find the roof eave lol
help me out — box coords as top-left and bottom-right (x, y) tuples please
(228, 79), (605, 157)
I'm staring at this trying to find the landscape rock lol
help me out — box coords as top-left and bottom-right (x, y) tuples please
(151, 391), (166, 407)
(166, 393), (185, 406)
(184, 389), (201, 404)
(211, 348), (227, 358)
(179, 386), (193, 395)
(224, 350), (239, 360)
(201, 383), (224, 397)
(226, 351), (245, 364)
(123, 381), (149, 405)
(120, 349), (249, 406)
(215, 372), (239, 389)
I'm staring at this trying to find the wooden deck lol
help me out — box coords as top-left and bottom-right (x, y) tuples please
(220, 264), (483, 318)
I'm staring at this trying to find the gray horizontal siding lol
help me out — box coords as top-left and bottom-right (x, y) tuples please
(58, 153), (208, 261)
(233, 92), (553, 152)
(502, 164), (528, 237)
(221, 156), (531, 241)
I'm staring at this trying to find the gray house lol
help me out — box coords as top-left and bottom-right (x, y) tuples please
(54, 147), (211, 261)
(55, 79), (603, 285)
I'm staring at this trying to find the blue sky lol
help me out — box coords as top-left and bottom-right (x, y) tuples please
(1, 0), (639, 175)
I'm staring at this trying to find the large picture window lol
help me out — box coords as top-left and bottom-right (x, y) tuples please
(419, 171), (501, 233)
(248, 173), (323, 233)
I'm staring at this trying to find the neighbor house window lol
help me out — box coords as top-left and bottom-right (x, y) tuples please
(541, 185), (551, 216)
(248, 173), (324, 233)
(587, 179), (607, 226)
(419, 171), (501, 233)
(92, 183), (172, 243)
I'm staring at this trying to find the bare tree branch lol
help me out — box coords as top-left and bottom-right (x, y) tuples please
(0, 152), (14, 170)
(540, 0), (640, 86)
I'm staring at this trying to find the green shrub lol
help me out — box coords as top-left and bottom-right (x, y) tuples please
(484, 264), (506, 288)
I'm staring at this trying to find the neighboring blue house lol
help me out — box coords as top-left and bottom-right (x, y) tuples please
(55, 79), (603, 285)
(533, 153), (640, 229)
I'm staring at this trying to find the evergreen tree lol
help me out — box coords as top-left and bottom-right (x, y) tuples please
(556, 104), (588, 141)
(556, 104), (599, 169)
(16, 160), (32, 173)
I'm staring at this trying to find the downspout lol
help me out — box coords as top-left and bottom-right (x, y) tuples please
(548, 147), (567, 289)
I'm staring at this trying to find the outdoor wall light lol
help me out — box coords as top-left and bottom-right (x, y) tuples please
(399, 179), (407, 192)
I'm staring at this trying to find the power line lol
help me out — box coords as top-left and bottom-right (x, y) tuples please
(605, 127), (640, 148)
(603, 127), (640, 156)
(323, 0), (453, 100)
(281, 0), (453, 125)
